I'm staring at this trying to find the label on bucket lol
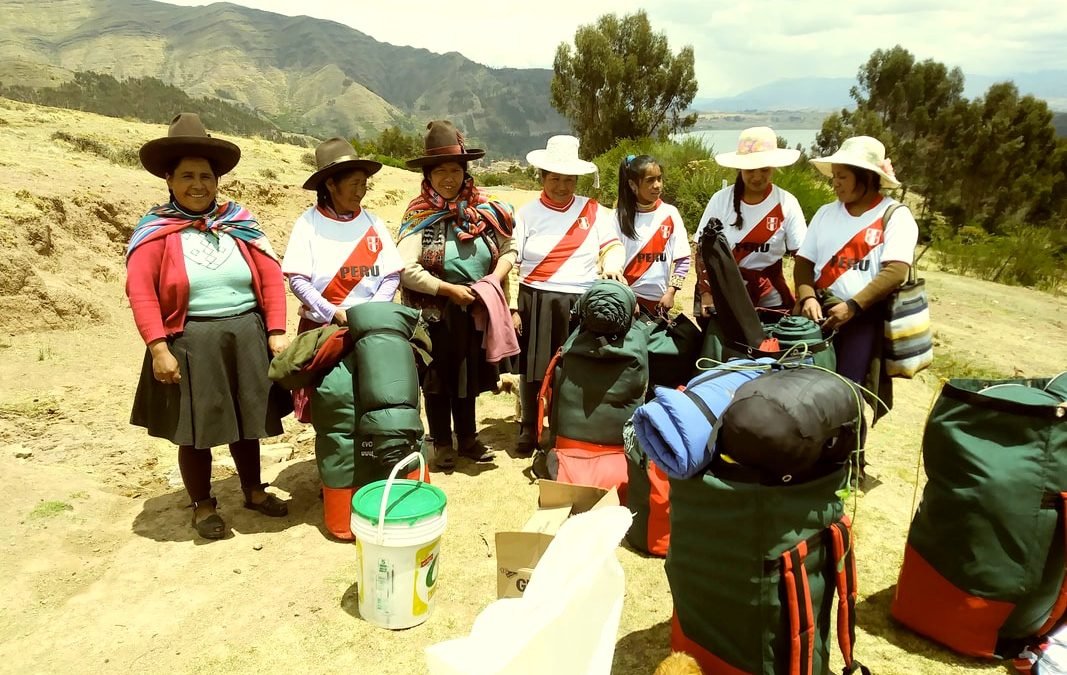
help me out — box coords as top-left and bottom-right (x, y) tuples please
(412, 537), (441, 616)
(375, 558), (395, 614)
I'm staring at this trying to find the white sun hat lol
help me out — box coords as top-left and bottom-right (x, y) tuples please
(714, 126), (800, 170)
(526, 135), (599, 176)
(810, 135), (901, 188)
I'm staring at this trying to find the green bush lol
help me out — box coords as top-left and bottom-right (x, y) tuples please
(933, 223), (1065, 292)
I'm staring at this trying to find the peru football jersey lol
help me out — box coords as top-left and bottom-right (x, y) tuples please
(515, 195), (619, 294)
(693, 184), (807, 270)
(797, 197), (919, 301)
(281, 206), (403, 322)
(616, 201), (691, 301)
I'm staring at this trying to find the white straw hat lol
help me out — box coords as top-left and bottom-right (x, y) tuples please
(714, 126), (800, 170)
(810, 135), (900, 188)
(526, 135), (598, 176)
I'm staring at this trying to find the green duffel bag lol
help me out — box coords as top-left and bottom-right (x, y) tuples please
(310, 352), (358, 489)
(700, 311), (835, 372)
(892, 377), (1067, 659)
(638, 309), (703, 397)
(667, 464), (870, 675)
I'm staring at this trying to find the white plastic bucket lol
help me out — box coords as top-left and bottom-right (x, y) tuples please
(351, 452), (448, 630)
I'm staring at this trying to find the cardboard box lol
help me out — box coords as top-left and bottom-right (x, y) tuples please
(494, 480), (620, 599)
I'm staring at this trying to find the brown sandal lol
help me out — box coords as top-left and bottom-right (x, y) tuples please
(458, 438), (495, 462)
(434, 443), (457, 470)
(191, 497), (226, 540)
(242, 483), (289, 517)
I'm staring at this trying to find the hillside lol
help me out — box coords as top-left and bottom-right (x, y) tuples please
(2, 99), (1066, 674)
(0, 0), (568, 155)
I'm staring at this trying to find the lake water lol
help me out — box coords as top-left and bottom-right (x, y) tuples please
(676, 128), (820, 154)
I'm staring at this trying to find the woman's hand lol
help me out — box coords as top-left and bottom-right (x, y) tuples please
(657, 288), (677, 314)
(822, 301), (855, 329)
(798, 296), (824, 322)
(332, 307), (349, 326)
(511, 310), (522, 336)
(699, 292), (715, 317)
(149, 341), (181, 385)
(268, 333), (289, 357)
(602, 270), (626, 283)
(442, 283), (476, 306)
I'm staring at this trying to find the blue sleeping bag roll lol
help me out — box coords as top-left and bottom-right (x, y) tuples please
(632, 359), (774, 479)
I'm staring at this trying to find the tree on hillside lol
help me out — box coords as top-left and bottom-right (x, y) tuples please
(935, 83), (1063, 230)
(550, 11), (698, 156)
(814, 46), (1067, 289)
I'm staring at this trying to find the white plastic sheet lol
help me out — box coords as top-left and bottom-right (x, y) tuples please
(426, 506), (633, 675)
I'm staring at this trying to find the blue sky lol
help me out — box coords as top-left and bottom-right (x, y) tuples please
(161, 0), (1067, 97)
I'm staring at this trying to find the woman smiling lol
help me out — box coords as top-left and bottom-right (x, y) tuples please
(126, 113), (291, 540)
(398, 121), (518, 470)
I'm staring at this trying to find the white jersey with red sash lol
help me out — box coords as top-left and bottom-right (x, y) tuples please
(281, 206), (404, 322)
(797, 196), (919, 301)
(616, 201), (691, 301)
(694, 184), (807, 269)
(515, 195), (619, 294)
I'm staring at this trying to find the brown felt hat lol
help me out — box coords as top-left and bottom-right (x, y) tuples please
(302, 137), (383, 190)
(139, 112), (241, 178)
(405, 120), (485, 169)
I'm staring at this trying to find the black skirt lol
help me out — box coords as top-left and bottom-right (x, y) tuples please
(423, 301), (508, 399)
(517, 285), (581, 382)
(130, 311), (292, 449)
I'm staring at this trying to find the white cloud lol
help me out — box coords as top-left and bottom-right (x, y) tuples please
(158, 0), (1067, 96)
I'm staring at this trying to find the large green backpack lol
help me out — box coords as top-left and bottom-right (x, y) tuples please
(540, 281), (650, 449)
(667, 465), (869, 675)
(892, 377), (1067, 659)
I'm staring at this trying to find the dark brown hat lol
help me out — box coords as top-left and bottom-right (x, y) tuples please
(139, 113), (241, 178)
(405, 120), (485, 169)
(302, 137), (383, 190)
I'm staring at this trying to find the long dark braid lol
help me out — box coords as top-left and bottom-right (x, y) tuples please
(731, 169), (745, 229)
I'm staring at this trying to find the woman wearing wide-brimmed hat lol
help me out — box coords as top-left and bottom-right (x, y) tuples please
(794, 135), (918, 477)
(398, 120), (519, 470)
(281, 137), (404, 421)
(126, 113), (291, 540)
(693, 126), (808, 314)
(513, 135), (625, 458)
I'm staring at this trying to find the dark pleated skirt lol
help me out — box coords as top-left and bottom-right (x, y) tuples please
(517, 285), (581, 382)
(130, 311), (292, 449)
(423, 302), (508, 399)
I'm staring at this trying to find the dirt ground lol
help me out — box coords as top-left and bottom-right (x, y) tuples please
(2, 99), (1065, 674)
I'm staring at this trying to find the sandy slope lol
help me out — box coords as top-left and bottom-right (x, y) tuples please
(2, 98), (1065, 674)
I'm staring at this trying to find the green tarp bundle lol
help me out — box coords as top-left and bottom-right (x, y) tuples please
(310, 303), (425, 489)
(892, 377), (1067, 659)
(667, 465), (868, 674)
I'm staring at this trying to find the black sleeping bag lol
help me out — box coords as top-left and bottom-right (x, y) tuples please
(717, 367), (862, 482)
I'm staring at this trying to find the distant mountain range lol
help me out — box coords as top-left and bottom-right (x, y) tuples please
(0, 0), (568, 156)
(694, 71), (1067, 112)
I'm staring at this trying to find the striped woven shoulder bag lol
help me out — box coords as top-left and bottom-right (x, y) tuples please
(882, 204), (933, 378)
